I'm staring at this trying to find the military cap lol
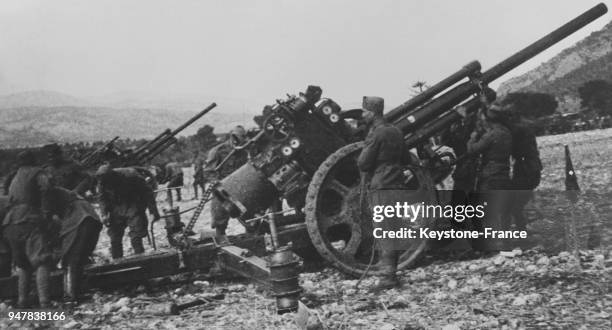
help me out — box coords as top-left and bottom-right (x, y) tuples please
(362, 96), (384, 116)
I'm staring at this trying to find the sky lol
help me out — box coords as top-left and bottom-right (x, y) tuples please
(0, 0), (610, 111)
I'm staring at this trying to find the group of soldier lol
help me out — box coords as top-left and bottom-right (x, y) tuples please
(0, 145), (102, 308)
(0, 124), (252, 308)
(357, 92), (542, 291)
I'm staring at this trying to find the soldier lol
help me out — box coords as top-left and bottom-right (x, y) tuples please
(467, 101), (512, 250)
(49, 187), (102, 303)
(2, 151), (54, 308)
(443, 111), (478, 193)
(357, 96), (413, 291)
(164, 162), (184, 202)
(467, 101), (512, 190)
(205, 125), (249, 239)
(192, 159), (205, 199)
(96, 165), (160, 259)
(503, 108), (542, 231)
(42, 143), (93, 195)
(443, 88), (497, 195)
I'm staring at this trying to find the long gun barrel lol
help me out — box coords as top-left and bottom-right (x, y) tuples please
(134, 102), (217, 164)
(403, 97), (481, 148)
(80, 136), (120, 167)
(393, 3), (607, 136)
(133, 129), (172, 158)
(385, 61), (481, 123)
(139, 137), (178, 164)
(481, 3), (607, 84)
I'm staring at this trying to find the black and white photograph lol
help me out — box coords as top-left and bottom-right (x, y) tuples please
(0, 1), (611, 329)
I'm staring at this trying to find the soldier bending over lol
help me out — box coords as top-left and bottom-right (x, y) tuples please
(204, 126), (249, 239)
(96, 165), (160, 259)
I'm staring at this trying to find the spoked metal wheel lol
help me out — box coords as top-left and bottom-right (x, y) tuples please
(305, 142), (438, 277)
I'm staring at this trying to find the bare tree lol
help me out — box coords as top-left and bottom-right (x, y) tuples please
(411, 81), (429, 96)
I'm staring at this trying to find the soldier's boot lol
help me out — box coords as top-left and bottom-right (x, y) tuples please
(36, 265), (51, 308)
(110, 240), (123, 259)
(371, 251), (400, 293)
(63, 265), (80, 304)
(215, 226), (230, 245)
(131, 237), (145, 255)
(16, 267), (32, 308)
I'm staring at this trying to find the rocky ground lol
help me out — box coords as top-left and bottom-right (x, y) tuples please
(1, 128), (611, 329)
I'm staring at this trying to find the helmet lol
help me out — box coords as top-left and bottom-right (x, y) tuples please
(230, 125), (247, 145)
(362, 96), (384, 116)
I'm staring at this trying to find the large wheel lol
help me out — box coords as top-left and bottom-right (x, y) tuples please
(305, 142), (438, 277)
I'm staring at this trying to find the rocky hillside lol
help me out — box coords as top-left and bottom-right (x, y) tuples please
(0, 106), (251, 148)
(497, 20), (612, 112)
(0, 91), (255, 148)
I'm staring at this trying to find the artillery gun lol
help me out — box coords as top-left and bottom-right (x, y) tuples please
(79, 103), (217, 170)
(0, 3), (607, 310)
(212, 3), (608, 276)
(76, 102), (217, 212)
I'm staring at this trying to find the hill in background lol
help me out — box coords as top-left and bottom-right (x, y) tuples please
(498, 20), (612, 112)
(0, 91), (255, 148)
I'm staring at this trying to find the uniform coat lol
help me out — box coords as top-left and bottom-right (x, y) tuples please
(204, 140), (248, 181)
(357, 118), (411, 190)
(164, 162), (184, 187)
(98, 169), (159, 240)
(48, 188), (102, 263)
(357, 118), (413, 251)
(44, 159), (92, 195)
(467, 121), (512, 190)
(466, 121), (512, 250)
(2, 166), (53, 269)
